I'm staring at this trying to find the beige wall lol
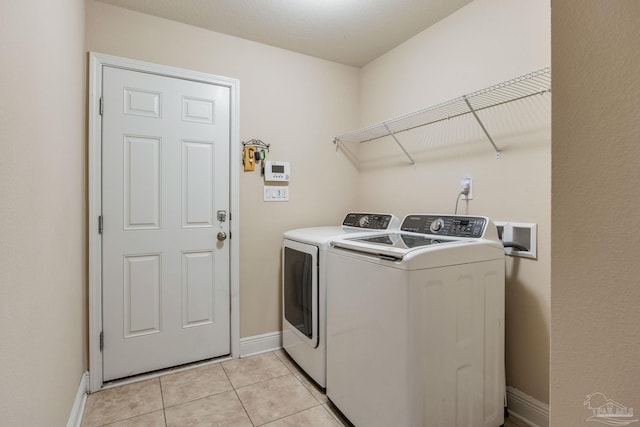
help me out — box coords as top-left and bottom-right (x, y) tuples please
(3, 1), (638, 424)
(550, 1), (640, 425)
(0, 0), (87, 425)
(354, 0), (551, 403)
(85, 0), (360, 338)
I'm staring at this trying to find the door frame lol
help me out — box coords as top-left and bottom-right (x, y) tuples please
(88, 52), (240, 393)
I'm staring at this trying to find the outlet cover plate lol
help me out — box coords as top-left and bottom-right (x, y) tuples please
(462, 178), (473, 200)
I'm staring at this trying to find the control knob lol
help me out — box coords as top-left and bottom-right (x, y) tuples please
(430, 218), (445, 233)
(359, 216), (370, 228)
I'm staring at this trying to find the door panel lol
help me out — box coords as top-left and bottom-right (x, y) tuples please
(182, 97), (214, 124)
(124, 135), (161, 229)
(124, 88), (161, 118)
(124, 254), (161, 337)
(182, 250), (215, 327)
(102, 66), (230, 381)
(182, 141), (214, 227)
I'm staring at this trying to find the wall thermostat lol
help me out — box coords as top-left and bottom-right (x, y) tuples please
(264, 161), (290, 182)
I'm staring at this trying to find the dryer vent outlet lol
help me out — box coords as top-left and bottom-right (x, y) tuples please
(494, 222), (537, 259)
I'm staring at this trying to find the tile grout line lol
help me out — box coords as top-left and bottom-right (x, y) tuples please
(160, 384), (236, 410)
(255, 357), (325, 426)
(232, 387), (257, 427)
(232, 370), (294, 392)
(91, 378), (166, 427)
(227, 352), (324, 426)
(253, 401), (325, 427)
(268, 351), (344, 426)
(158, 376), (168, 427)
(226, 352), (298, 390)
(96, 409), (165, 427)
(91, 351), (340, 427)
(158, 356), (294, 421)
(221, 360), (256, 426)
(156, 363), (238, 410)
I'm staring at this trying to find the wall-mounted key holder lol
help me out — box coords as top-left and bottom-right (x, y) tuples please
(243, 146), (256, 171)
(242, 139), (270, 173)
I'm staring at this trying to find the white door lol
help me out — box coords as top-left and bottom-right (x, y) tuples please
(101, 66), (231, 381)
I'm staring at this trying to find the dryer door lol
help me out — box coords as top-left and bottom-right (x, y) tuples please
(282, 239), (319, 348)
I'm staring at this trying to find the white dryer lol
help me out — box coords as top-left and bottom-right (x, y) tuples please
(327, 214), (506, 427)
(282, 213), (399, 389)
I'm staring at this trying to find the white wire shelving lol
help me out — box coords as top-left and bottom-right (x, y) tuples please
(333, 67), (551, 164)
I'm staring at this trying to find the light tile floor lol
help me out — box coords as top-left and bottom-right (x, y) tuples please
(82, 349), (524, 427)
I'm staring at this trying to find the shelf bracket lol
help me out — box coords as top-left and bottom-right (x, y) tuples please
(463, 96), (501, 159)
(383, 123), (416, 165)
(333, 137), (361, 167)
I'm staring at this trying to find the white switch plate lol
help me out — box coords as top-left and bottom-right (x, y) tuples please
(264, 185), (289, 202)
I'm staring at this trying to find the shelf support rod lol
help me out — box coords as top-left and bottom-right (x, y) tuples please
(333, 138), (361, 169)
(383, 123), (415, 165)
(463, 96), (502, 159)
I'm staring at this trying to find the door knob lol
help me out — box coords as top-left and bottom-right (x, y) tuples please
(217, 231), (227, 241)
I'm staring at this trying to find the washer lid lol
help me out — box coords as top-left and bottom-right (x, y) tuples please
(356, 233), (457, 249)
(332, 233), (465, 260)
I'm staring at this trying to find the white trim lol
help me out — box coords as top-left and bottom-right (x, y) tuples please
(88, 53), (103, 393)
(66, 371), (88, 427)
(240, 331), (282, 357)
(88, 52), (240, 393)
(506, 386), (550, 427)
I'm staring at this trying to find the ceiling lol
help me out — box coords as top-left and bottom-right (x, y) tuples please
(96, 0), (473, 67)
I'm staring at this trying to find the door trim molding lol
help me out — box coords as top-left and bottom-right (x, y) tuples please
(88, 52), (240, 393)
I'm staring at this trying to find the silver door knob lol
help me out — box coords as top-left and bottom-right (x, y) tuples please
(217, 231), (227, 241)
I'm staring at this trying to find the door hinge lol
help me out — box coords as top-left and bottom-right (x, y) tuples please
(99, 97), (104, 115)
(98, 215), (103, 234)
(99, 331), (104, 352)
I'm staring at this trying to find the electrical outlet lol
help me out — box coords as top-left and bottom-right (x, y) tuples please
(461, 178), (473, 200)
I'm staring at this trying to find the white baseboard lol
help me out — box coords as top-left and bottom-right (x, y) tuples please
(240, 331), (282, 357)
(67, 371), (89, 427)
(506, 386), (549, 427)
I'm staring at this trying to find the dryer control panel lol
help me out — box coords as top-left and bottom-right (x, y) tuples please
(342, 213), (396, 230)
(401, 215), (486, 238)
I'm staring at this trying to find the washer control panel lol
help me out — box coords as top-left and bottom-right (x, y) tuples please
(342, 213), (396, 230)
(401, 215), (486, 238)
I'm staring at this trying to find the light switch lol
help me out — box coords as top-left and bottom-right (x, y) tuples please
(264, 185), (289, 202)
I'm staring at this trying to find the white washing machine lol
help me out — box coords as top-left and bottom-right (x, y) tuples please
(282, 213), (399, 389)
(327, 214), (506, 427)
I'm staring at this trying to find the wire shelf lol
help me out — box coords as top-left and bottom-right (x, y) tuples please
(333, 67), (551, 163)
